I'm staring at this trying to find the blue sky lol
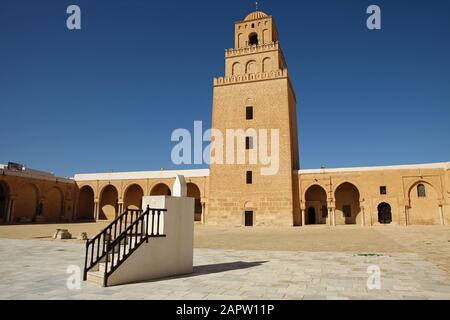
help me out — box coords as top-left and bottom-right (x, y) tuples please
(0, 0), (449, 177)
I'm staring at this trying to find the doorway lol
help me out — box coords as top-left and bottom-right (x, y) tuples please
(308, 207), (316, 225)
(378, 203), (392, 224)
(245, 211), (254, 227)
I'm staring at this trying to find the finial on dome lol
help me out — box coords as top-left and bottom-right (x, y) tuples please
(255, 2), (259, 11)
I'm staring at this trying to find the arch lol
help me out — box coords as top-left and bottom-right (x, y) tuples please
(405, 179), (440, 200)
(334, 182), (361, 225)
(14, 183), (39, 222)
(377, 202), (392, 224)
(262, 29), (270, 44)
(244, 201), (255, 209)
(248, 32), (259, 46)
(304, 184), (328, 225)
(246, 60), (257, 74)
(237, 33), (244, 48)
(232, 62), (241, 76)
(124, 184), (144, 210)
(99, 185), (118, 220)
(408, 181), (440, 225)
(187, 183), (202, 222)
(43, 187), (63, 222)
(0, 181), (10, 222)
(262, 57), (271, 73)
(150, 183), (172, 196)
(77, 185), (95, 220)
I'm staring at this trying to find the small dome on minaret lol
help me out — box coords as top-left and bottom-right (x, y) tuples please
(244, 11), (269, 21)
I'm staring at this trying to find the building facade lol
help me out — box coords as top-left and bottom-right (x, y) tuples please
(0, 164), (75, 223)
(1, 11), (449, 226)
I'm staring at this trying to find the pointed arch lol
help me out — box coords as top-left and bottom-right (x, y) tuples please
(334, 182), (361, 225)
(304, 184), (328, 225)
(407, 181), (440, 225)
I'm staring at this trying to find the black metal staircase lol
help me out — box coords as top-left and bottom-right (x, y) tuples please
(83, 206), (166, 287)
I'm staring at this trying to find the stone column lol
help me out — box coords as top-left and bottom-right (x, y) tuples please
(94, 200), (100, 221)
(301, 209), (306, 226)
(361, 206), (366, 227)
(332, 208), (336, 226)
(439, 205), (445, 226)
(118, 201), (124, 216)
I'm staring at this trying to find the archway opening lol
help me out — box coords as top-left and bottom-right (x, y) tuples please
(187, 183), (202, 222)
(248, 33), (259, 46)
(335, 183), (360, 225)
(14, 184), (38, 222)
(377, 203), (392, 224)
(307, 207), (316, 225)
(0, 182), (10, 222)
(44, 187), (63, 222)
(99, 185), (118, 220)
(77, 186), (95, 220)
(124, 184), (144, 210)
(305, 185), (328, 225)
(150, 183), (171, 196)
(246, 60), (257, 74)
(408, 182), (440, 225)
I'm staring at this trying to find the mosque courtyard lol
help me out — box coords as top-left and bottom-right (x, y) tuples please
(0, 224), (449, 300)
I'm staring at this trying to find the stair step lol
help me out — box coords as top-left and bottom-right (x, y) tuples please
(99, 257), (122, 273)
(86, 271), (105, 286)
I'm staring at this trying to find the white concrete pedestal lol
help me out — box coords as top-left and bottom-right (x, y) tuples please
(107, 196), (194, 286)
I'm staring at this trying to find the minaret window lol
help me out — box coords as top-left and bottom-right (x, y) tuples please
(246, 137), (254, 150)
(246, 106), (253, 120)
(246, 171), (253, 184)
(249, 33), (259, 46)
(246, 60), (257, 74)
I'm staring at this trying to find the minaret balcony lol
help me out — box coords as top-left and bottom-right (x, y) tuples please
(225, 42), (280, 58)
(213, 69), (288, 87)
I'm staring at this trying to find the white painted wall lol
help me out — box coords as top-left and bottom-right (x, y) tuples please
(107, 196), (194, 286)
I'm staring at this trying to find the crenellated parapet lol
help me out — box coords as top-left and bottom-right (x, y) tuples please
(226, 42), (280, 58)
(214, 68), (288, 86)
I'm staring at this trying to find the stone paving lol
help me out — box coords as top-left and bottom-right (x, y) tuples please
(0, 238), (449, 300)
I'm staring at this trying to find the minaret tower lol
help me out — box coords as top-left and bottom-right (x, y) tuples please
(208, 9), (300, 226)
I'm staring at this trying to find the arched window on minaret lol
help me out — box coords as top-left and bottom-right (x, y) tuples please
(232, 62), (241, 76)
(262, 57), (271, 73)
(246, 60), (257, 74)
(248, 33), (259, 46)
(237, 34), (243, 48)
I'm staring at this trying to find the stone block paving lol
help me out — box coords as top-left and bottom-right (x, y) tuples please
(0, 238), (449, 300)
